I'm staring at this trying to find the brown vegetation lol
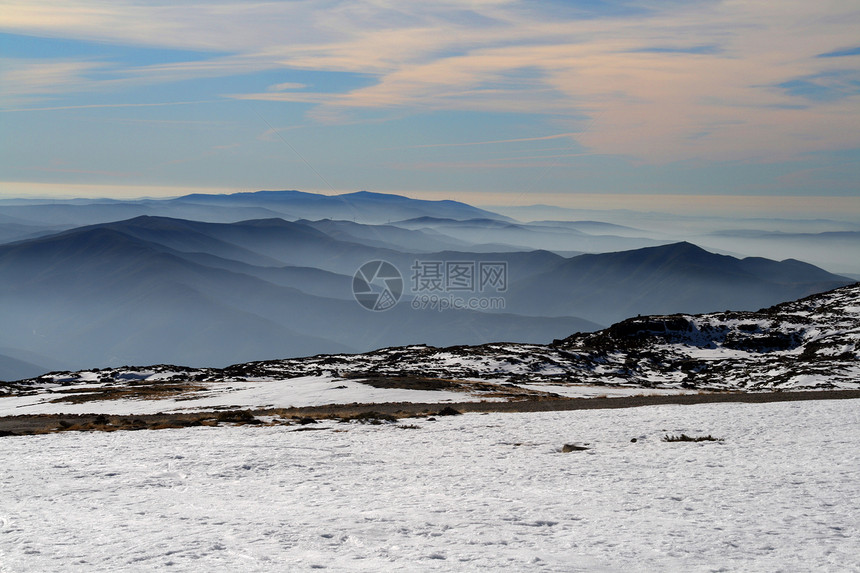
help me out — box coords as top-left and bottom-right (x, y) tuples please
(0, 389), (857, 437)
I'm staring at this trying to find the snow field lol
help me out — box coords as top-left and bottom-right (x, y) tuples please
(0, 376), (695, 417)
(0, 375), (476, 417)
(1, 399), (858, 572)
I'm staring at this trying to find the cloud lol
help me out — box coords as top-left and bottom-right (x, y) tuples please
(2, 0), (860, 164)
(267, 82), (307, 92)
(388, 152), (592, 171)
(0, 57), (105, 106)
(398, 133), (580, 149)
(0, 100), (217, 112)
(627, 45), (723, 55)
(776, 71), (860, 103)
(227, 1), (860, 162)
(0, 180), (242, 199)
(0, 1), (321, 51)
(27, 165), (138, 177)
(817, 46), (860, 58)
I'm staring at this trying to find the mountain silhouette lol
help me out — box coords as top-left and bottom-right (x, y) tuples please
(506, 241), (850, 323)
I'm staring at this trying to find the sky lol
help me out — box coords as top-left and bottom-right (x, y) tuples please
(1, 0), (859, 217)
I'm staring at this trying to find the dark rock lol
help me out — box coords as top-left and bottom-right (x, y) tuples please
(436, 406), (462, 416)
(562, 444), (589, 452)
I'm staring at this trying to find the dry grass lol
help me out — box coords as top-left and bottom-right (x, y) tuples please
(3, 389), (855, 438)
(339, 411), (398, 424)
(662, 433), (723, 442)
(55, 415), (221, 433)
(47, 381), (207, 404)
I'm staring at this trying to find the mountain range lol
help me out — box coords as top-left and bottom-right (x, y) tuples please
(0, 190), (853, 380)
(0, 190), (506, 234)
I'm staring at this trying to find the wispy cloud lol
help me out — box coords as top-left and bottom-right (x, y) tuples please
(27, 165), (138, 177)
(0, 100), (217, 112)
(267, 82), (307, 92)
(0, 181), (242, 199)
(2, 0), (860, 165)
(389, 152), (593, 171)
(0, 57), (105, 106)
(817, 46), (860, 58)
(628, 45), (723, 55)
(387, 133), (580, 150)
(776, 71), (860, 103)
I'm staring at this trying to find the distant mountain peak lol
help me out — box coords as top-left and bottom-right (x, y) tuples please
(652, 240), (707, 253)
(169, 189), (511, 223)
(338, 190), (404, 199)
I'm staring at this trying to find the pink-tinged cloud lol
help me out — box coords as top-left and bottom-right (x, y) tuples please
(3, 0), (860, 166)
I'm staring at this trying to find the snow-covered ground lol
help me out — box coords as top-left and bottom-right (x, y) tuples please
(0, 375), (476, 417)
(2, 399), (858, 572)
(0, 375), (698, 417)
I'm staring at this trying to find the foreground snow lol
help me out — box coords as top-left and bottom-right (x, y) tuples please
(1, 399), (858, 572)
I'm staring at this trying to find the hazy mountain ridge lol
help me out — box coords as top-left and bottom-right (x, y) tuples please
(0, 190), (853, 380)
(388, 216), (664, 253)
(0, 190), (507, 230)
(697, 229), (860, 277)
(4, 191), (858, 273)
(0, 214), (850, 379)
(180, 190), (513, 223)
(504, 241), (850, 323)
(491, 204), (860, 275)
(6, 283), (857, 394)
(0, 216), (599, 377)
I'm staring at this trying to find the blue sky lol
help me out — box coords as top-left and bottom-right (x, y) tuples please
(1, 0), (859, 217)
